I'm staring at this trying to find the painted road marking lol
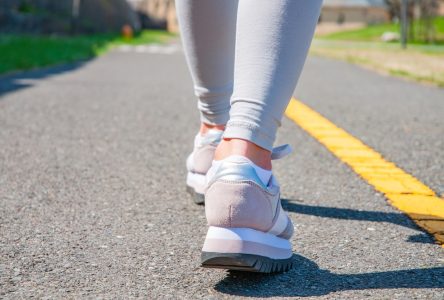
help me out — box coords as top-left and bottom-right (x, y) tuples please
(285, 98), (444, 246)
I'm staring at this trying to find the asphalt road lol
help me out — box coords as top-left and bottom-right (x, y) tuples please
(1, 42), (444, 299)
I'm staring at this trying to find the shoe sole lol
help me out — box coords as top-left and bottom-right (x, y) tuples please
(201, 252), (293, 273)
(201, 227), (293, 273)
(186, 171), (206, 205)
(186, 185), (205, 205)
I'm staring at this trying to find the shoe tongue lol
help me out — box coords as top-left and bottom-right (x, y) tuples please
(223, 155), (254, 164)
(206, 129), (224, 136)
(223, 155), (272, 186)
(195, 129), (223, 147)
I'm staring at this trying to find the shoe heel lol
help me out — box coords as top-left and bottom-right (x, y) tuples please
(186, 172), (206, 204)
(201, 227), (293, 273)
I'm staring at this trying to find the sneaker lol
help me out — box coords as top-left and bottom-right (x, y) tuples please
(201, 145), (294, 273)
(186, 129), (223, 204)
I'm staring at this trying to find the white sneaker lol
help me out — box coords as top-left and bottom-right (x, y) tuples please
(201, 145), (294, 273)
(186, 129), (223, 204)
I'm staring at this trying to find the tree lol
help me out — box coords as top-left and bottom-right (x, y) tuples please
(418, 0), (439, 43)
(384, 0), (440, 44)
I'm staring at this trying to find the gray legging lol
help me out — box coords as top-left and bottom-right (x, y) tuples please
(176, 0), (323, 151)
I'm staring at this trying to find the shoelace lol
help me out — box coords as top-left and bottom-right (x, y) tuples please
(271, 144), (293, 160)
(195, 129), (224, 148)
(197, 129), (292, 160)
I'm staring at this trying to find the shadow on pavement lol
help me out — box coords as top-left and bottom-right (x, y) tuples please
(214, 254), (444, 297)
(0, 61), (90, 97)
(281, 199), (436, 244)
(214, 199), (443, 296)
(407, 233), (438, 244)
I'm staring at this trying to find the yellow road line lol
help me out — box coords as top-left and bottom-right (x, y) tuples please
(285, 98), (444, 246)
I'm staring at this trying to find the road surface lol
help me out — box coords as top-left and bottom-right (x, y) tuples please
(1, 42), (443, 299)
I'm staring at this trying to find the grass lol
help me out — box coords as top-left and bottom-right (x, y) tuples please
(312, 17), (444, 86)
(310, 40), (444, 87)
(110, 30), (175, 46)
(388, 68), (444, 86)
(322, 17), (444, 44)
(0, 30), (175, 75)
(323, 23), (399, 41)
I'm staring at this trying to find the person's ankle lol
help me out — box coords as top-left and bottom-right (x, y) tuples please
(214, 138), (272, 170)
(200, 123), (226, 135)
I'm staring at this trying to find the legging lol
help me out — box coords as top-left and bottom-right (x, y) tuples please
(176, 0), (323, 151)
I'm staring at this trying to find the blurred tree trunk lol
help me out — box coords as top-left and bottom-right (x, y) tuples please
(70, 0), (81, 35)
(385, 0), (416, 42)
(385, 0), (439, 44)
(418, 0), (438, 43)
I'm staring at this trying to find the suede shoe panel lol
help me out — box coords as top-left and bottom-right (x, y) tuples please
(205, 180), (275, 232)
(277, 216), (294, 240)
(192, 144), (217, 174)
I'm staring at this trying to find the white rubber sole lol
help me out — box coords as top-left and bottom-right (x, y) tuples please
(202, 226), (292, 260)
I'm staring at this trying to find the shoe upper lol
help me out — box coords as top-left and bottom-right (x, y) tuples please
(186, 130), (223, 175)
(205, 146), (294, 240)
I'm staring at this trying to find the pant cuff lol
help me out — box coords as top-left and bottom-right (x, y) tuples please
(223, 121), (275, 151)
(199, 107), (230, 125)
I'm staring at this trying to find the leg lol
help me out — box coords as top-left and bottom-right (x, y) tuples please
(203, 0), (323, 272)
(216, 0), (323, 169)
(175, 0), (238, 127)
(176, 0), (238, 202)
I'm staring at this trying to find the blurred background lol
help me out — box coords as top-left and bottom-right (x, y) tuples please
(0, 0), (443, 85)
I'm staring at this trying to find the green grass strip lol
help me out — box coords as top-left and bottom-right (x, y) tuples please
(322, 17), (444, 45)
(0, 30), (175, 75)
